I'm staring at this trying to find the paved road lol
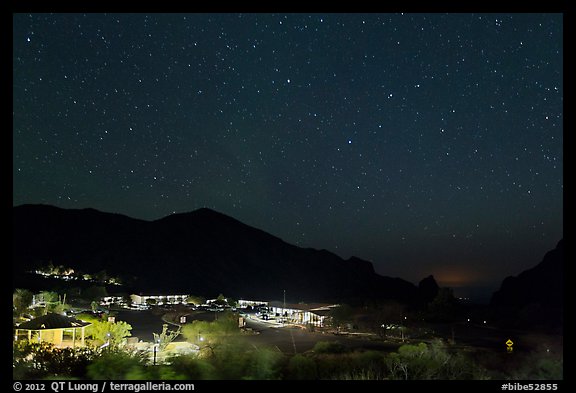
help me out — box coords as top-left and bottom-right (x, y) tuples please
(247, 319), (397, 353)
(114, 309), (559, 356)
(425, 322), (562, 353)
(115, 309), (183, 342)
(114, 309), (400, 354)
(241, 315), (401, 354)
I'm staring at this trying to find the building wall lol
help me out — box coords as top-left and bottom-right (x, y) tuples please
(130, 294), (189, 306)
(101, 296), (124, 306)
(15, 329), (64, 346)
(238, 299), (269, 308)
(268, 306), (326, 327)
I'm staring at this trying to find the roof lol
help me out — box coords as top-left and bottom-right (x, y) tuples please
(309, 309), (333, 317)
(268, 301), (339, 312)
(16, 313), (92, 330)
(132, 293), (189, 297)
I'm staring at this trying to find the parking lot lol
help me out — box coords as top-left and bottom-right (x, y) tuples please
(114, 307), (401, 354)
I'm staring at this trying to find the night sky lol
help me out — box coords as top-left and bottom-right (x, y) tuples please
(13, 13), (563, 298)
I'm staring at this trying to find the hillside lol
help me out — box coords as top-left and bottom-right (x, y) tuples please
(490, 239), (563, 329)
(13, 204), (418, 304)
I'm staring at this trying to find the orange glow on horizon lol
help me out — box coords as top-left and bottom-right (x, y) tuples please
(433, 266), (485, 288)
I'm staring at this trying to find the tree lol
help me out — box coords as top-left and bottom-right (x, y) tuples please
(370, 300), (406, 336)
(93, 270), (108, 284)
(38, 291), (58, 305)
(77, 313), (132, 348)
(32, 291), (69, 316)
(13, 289), (33, 318)
(47, 300), (70, 315)
(181, 311), (240, 354)
(427, 287), (459, 322)
(146, 298), (157, 307)
(328, 304), (354, 331)
(122, 294), (133, 308)
(226, 297), (238, 308)
(82, 286), (108, 302)
(214, 293), (227, 307)
(153, 324), (181, 351)
(186, 295), (206, 306)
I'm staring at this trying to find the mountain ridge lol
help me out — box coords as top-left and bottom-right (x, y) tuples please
(489, 239), (563, 329)
(12, 204), (418, 304)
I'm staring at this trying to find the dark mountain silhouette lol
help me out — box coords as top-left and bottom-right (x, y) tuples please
(13, 204), (419, 304)
(490, 239), (563, 329)
(418, 275), (440, 305)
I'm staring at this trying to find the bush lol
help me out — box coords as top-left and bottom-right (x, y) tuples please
(314, 353), (356, 379)
(76, 313), (132, 348)
(86, 351), (145, 380)
(170, 355), (218, 380)
(385, 340), (484, 380)
(355, 350), (386, 375)
(244, 348), (285, 380)
(509, 350), (563, 380)
(13, 341), (98, 379)
(331, 369), (384, 380)
(312, 341), (348, 354)
(286, 354), (318, 380)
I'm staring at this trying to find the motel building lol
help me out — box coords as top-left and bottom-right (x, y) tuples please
(130, 293), (189, 307)
(237, 299), (269, 308)
(267, 301), (339, 327)
(100, 295), (125, 307)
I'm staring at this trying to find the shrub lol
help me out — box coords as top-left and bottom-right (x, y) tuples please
(286, 354), (318, 380)
(312, 341), (347, 354)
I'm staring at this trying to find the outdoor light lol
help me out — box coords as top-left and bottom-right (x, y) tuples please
(100, 333), (111, 349)
(153, 339), (160, 365)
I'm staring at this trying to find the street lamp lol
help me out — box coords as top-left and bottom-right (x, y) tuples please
(283, 289), (286, 326)
(99, 333), (111, 350)
(153, 339), (160, 365)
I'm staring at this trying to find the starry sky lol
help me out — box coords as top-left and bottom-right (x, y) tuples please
(13, 13), (563, 299)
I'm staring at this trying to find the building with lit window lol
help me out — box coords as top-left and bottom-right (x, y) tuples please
(237, 299), (269, 308)
(130, 293), (189, 307)
(268, 302), (339, 327)
(14, 313), (91, 348)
